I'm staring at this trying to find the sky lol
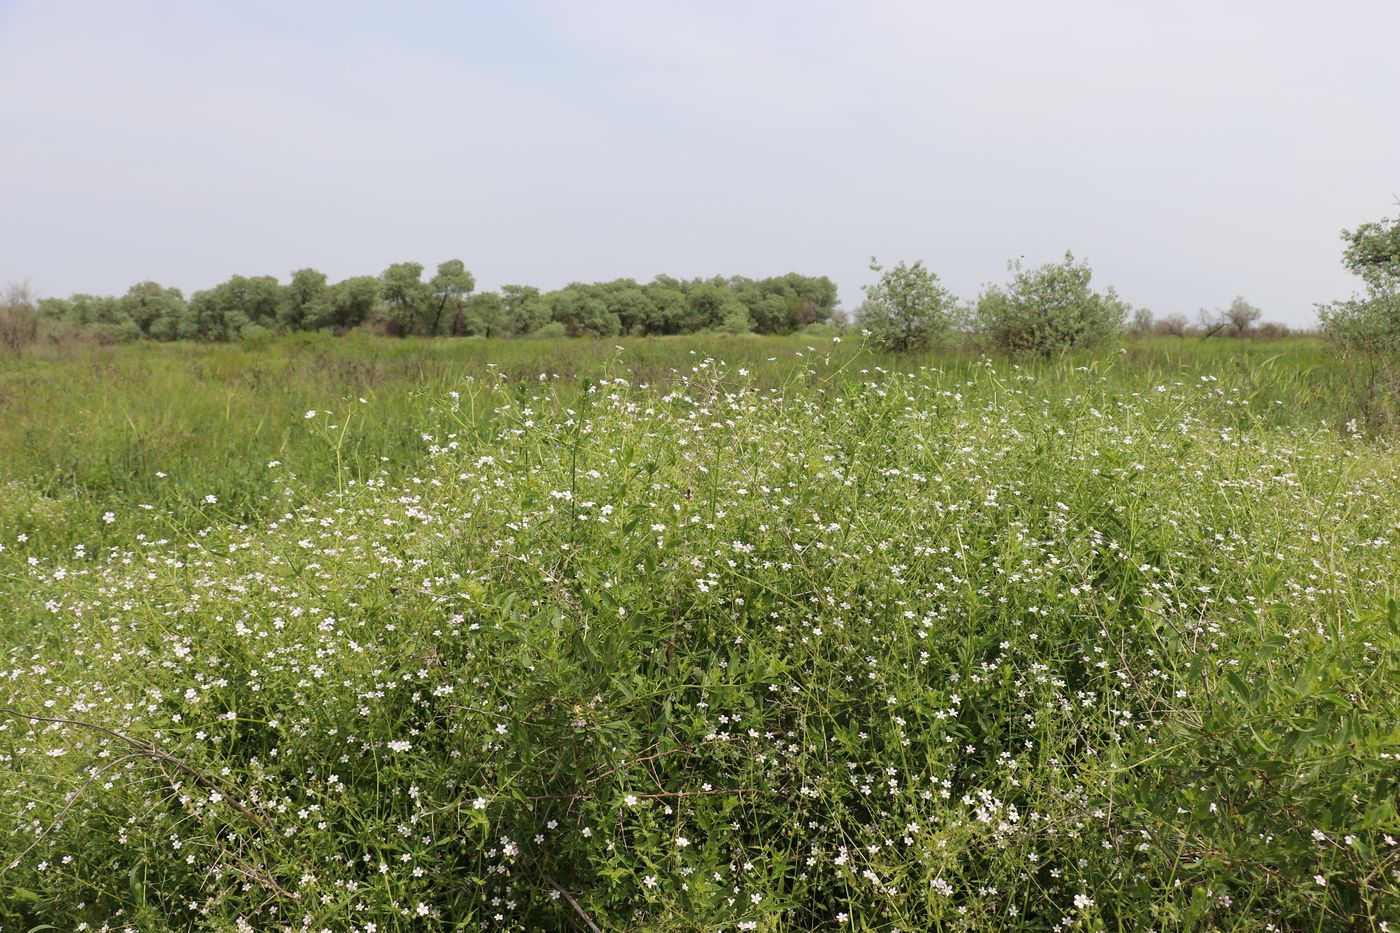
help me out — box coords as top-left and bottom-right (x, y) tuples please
(2, 1), (1398, 326)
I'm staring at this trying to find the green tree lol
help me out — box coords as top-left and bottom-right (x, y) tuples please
(1319, 213), (1400, 355)
(313, 276), (382, 331)
(279, 268), (329, 331)
(500, 285), (551, 336)
(976, 252), (1127, 356)
(857, 258), (960, 351)
(1318, 212), (1400, 428)
(548, 286), (621, 337)
(428, 260), (475, 336)
(380, 262), (432, 336)
(461, 291), (505, 337)
(183, 275), (281, 341)
(120, 281), (185, 339)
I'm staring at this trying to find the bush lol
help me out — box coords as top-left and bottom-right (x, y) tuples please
(531, 321), (568, 339)
(857, 258), (961, 351)
(976, 252), (1128, 356)
(1318, 212), (1400, 428)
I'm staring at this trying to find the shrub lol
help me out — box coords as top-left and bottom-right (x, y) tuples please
(976, 252), (1128, 356)
(1318, 212), (1400, 428)
(857, 258), (961, 351)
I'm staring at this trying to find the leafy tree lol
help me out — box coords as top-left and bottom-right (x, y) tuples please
(720, 303), (755, 335)
(280, 268), (328, 331)
(1318, 211), (1400, 428)
(119, 282), (185, 339)
(682, 282), (744, 333)
(380, 262), (432, 336)
(500, 285), (551, 336)
(642, 280), (688, 334)
(314, 276), (382, 331)
(461, 291), (505, 337)
(548, 286), (621, 337)
(183, 275), (281, 341)
(976, 252), (1127, 356)
(1319, 213), (1400, 355)
(857, 258), (960, 352)
(428, 260), (475, 336)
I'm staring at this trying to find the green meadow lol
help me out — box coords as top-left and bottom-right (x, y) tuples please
(1, 335), (1396, 930)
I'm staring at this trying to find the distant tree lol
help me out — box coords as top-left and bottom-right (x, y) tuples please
(1319, 212), (1400, 354)
(1156, 313), (1190, 338)
(680, 282), (741, 333)
(1196, 307), (1229, 339)
(595, 280), (656, 335)
(500, 285), (551, 336)
(279, 268), (328, 331)
(548, 286), (621, 337)
(120, 281), (185, 339)
(380, 262), (432, 336)
(720, 303), (755, 334)
(642, 279), (689, 334)
(0, 282), (39, 354)
(1224, 296), (1263, 336)
(1129, 307), (1154, 336)
(315, 276), (381, 331)
(460, 291), (505, 337)
(428, 260), (475, 335)
(976, 252), (1128, 356)
(858, 258), (960, 352)
(183, 275), (280, 341)
(1317, 210), (1400, 427)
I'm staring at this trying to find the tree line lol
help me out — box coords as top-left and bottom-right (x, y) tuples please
(14, 263), (840, 345)
(0, 250), (1308, 357)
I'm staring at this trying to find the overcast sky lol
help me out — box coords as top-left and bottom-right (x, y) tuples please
(3, 1), (1397, 325)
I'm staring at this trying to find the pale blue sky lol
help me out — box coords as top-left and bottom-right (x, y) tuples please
(3, 0), (1397, 325)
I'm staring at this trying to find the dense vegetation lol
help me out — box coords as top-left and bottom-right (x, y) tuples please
(1, 335), (1396, 930)
(1, 250), (1304, 358)
(15, 267), (841, 343)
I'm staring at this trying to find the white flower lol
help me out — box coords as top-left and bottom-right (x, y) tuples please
(676, 836), (690, 848)
(473, 797), (487, 810)
(1074, 893), (1094, 910)
(304, 410), (317, 419)
(624, 794), (639, 807)
(643, 875), (658, 889)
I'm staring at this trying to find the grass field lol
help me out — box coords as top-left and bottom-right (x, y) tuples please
(1, 335), (1397, 930)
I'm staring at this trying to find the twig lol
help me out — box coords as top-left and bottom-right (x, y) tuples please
(544, 874), (604, 933)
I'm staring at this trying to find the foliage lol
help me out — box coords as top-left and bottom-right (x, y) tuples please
(28, 267), (841, 345)
(976, 251), (1129, 355)
(1318, 213), (1400, 429)
(0, 281), (39, 354)
(1320, 214), (1400, 354)
(0, 338), (1396, 929)
(856, 258), (961, 352)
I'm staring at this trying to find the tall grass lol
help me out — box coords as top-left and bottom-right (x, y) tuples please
(1, 337), (1395, 929)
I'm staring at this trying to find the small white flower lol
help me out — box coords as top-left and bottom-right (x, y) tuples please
(304, 410), (317, 419)
(624, 794), (639, 807)
(473, 797), (487, 810)
(676, 836), (690, 848)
